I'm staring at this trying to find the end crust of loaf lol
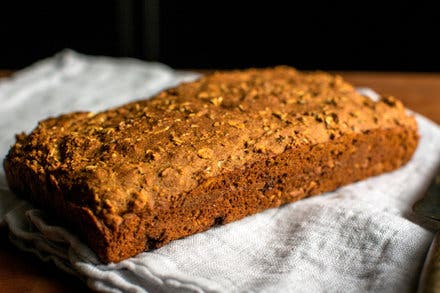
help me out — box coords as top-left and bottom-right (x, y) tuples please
(4, 67), (418, 263)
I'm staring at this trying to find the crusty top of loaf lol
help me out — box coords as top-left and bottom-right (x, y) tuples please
(7, 66), (416, 228)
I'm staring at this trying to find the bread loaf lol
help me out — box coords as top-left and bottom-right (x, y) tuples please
(4, 67), (418, 263)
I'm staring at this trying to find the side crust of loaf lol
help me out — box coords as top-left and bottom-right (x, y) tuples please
(4, 125), (417, 262)
(3, 67), (419, 262)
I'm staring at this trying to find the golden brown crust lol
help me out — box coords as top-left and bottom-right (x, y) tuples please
(4, 67), (418, 262)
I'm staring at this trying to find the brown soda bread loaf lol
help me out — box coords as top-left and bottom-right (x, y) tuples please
(4, 67), (418, 263)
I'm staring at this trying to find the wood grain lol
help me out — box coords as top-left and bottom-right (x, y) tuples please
(0, 70), (439, 292)
(417, 232), (440, 293)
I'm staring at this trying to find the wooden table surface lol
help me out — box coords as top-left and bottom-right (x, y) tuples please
(0, 70), (439, 292)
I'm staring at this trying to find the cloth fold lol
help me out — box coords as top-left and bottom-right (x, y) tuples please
(1, 51), (440, 292)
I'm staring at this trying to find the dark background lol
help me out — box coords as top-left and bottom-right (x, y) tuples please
(1, 1), (439, 71)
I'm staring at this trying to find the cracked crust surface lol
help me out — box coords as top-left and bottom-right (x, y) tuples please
(4, 67), (418, 262)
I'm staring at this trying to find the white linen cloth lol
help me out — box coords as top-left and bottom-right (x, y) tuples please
(0, 50), (439, 293)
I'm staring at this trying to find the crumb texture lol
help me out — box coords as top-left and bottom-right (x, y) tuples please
(4, 67), (418, 262)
